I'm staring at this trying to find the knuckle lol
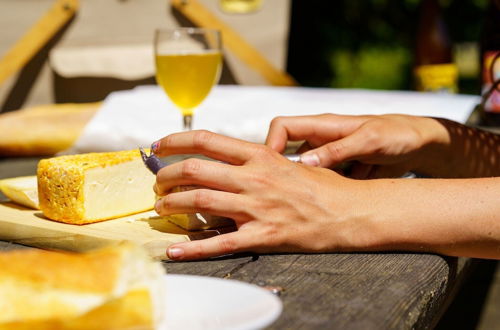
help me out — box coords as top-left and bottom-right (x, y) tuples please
(193, 189), (213, 211)
(244, 170), (270, 190)
(180, 159), (201, 179)
(162, 134), (175, 150)
(325, 142), (345, 161)
(162, 194), (175, 210)
(191, 242), (205, 259)
(192, 130), (213, 149)
(360, 125), (381, 145)
(253, 145), (274, 160)
(218, 235), (237, 254)
(269, 116), (286, 128)
(262, 225), (282, 248)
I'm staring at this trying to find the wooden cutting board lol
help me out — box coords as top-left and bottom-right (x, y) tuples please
(0, 202), (218, 260)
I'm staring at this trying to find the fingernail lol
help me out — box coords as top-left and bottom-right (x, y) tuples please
(154, 199), (162, 212)
(151, 141), (160, 154)
(300, 153), (320, 166)
(168, 247), (184, 259)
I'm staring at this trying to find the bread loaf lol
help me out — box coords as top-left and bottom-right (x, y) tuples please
(0, 243), (166, 330)
(37, 150), (156, 224)
(0, 103), (98, 156)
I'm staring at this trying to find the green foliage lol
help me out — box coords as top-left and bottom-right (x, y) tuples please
(287, 0), (489, 94)
(330, 46), (410, 90)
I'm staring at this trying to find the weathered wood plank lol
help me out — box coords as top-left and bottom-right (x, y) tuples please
(0, 158), (475, 329)
(0, 231), (473, 329)
(164, 252), (472, 329)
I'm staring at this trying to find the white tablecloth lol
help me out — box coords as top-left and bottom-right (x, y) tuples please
(66, 85), (480, 153)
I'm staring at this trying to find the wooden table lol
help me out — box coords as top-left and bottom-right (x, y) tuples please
(0, 157), (477, 329)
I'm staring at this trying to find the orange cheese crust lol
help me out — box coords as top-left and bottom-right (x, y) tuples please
(37, 150), (147, 224)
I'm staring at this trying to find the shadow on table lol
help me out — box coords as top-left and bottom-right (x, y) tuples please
(435, 259), (498, 329)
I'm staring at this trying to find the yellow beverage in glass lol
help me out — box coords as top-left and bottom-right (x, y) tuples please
(155, 28), (222, 130)
(155, 51), (222, 116)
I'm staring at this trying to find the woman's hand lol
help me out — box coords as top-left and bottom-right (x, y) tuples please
(266, 114), (450, 178)
(152, 130), (375, 260)
(151, 129), (500, 260)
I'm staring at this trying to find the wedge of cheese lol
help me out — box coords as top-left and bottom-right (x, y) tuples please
(37, 150), (156, 224)
(0, 176), (38, 209)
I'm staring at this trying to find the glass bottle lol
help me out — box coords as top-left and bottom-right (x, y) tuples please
(414, 0), (458, 93)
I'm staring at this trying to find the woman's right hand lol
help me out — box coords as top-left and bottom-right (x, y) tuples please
(266, 114), (450, 179)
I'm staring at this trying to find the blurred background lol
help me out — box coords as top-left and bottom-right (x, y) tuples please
(0, 2), (498, 328)
(288, 0), (486, 94)
(0, 0), (491, 112)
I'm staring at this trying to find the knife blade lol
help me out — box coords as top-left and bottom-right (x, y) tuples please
(139, 147), (301, 175)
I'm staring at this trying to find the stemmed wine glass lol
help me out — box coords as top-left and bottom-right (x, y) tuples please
(154, 28), (223, 130)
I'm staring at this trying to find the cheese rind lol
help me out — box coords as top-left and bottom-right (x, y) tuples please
(37, 150), (156, 224)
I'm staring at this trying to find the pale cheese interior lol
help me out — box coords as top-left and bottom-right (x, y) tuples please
(83, 158), (156, 221)
(0, 176), (38, 209)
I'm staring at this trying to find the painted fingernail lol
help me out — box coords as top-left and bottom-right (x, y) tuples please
(151, 141), (160, 154)
(300, 153), (320, 166)
(168, 247), (184, 259)
(154, 199), (162, 212)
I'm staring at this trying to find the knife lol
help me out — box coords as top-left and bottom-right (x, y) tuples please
(139, 147), (301, 175)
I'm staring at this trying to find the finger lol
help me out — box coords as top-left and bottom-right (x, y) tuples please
(155, 158), (242, 196)
(167, 230), (256, 260)
(265, 114), (366, 152)
(300, 131), (378, 168)
(155, 189), (253, 221)
(152, 130), (257, 164)
(265, 116), (292, 153)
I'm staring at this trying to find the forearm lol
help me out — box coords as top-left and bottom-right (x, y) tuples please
(354, 177), (500, 259)
(415, 118), (500, 178)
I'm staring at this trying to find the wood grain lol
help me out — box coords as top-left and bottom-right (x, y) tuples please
(167, 253), (473, 330)
(0, 203), (189, 260)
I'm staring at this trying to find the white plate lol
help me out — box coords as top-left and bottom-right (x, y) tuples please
(160, 274), (282, 330)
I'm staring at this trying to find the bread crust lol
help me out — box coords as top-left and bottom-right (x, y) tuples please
(0, 103), (97, 156)
(0, 243), (164, 329)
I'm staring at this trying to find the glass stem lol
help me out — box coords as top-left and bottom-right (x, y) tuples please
(183, 114), (193, 131)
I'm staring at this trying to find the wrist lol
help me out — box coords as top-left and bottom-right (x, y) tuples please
(412, 117), (452, 177)
(330, 179), (394, 252)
